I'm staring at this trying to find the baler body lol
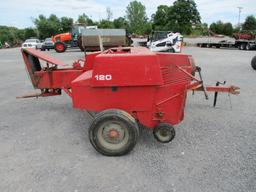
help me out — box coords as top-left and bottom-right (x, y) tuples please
(21, 47), (194, 128)
(71, 49), (193, 128)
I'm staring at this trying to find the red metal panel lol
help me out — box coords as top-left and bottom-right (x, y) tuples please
(72, 77), (156, 112)
(35, 70), (83, 89)
(22, 48), (66, 66)
(83, 52), (101, 71)
(91, 47), (163, 87)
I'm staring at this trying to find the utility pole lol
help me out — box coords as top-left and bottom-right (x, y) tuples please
(237, 7), (243, 30)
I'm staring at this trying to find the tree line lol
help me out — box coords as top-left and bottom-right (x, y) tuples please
(1, 0), (256, 46)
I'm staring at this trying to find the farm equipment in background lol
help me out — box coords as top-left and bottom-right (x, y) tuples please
(19, 47), (239, 156)
(233, 32), (255, 40)
(52, 24), (126, 53)
(52, 24), (88, 53)
(147, 31), (183, 53)
(78, 29), (126, 51)
(197, 31), (256, 50)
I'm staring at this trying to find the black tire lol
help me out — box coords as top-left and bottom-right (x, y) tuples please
(54, 42), (67, 53)
(239, 44), (246, 50)
(246, 44), (251, 51)
(77, 35), (84, 52)
(41, 48), (45, 51)
(251, 55), (256, 70)
(89, 109), (139, 156)
(153, 123), (175, 143)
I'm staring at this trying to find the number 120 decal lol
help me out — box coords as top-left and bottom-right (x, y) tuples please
(95, 74), (112, 81)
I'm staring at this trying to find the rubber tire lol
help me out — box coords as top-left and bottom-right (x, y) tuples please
(89, 109), (139, 156)
(239, 44), (246, 50)
(251, 55), (256, 70)
(246, 44), (251, 51)
(77, 35), (84, 52)
(54, 42), (67, 53)
(153, 123), (175, 143)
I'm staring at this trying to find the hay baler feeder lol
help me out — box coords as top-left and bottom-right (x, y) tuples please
(20, 47), (239, 156)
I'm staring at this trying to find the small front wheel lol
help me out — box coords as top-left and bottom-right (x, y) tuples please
(89, 109), (139, 156)
(153, 123), (175, 143)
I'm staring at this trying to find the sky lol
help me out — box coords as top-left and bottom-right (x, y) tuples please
(0, 0), (255, 28)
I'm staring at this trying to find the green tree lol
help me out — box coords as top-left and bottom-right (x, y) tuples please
(152, 5), (169, 30)
(167, 0), (201, 34)
(210, 21), (233, 36)
(242, 15), (256, 31)
(98, 20), (114, 28)
(0, 26), (26, 45)
(60, 17), (73, 32)
(24, 28), (37, 39)
(34, 14), (58, 38)
(223, 23), (233, 36)
(210, 21), (224, 34)
(126, 1), (151, 34)
(77, 14), (94, 25)
(34, 14), (74, 39)
(15, 29), (25, 41)
(191, 23), (208, 36)
(113, 17), (128, 29)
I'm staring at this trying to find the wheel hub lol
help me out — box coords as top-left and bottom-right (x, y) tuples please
(102, 123), (125, 144)
(109, 129), (120, 138)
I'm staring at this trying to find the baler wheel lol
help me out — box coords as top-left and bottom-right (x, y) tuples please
(153, 123), (175, 143)
(89, 109), (139, 156)
(251, 55), (256, 70)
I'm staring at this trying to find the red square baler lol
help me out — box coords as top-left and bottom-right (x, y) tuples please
(20, 47), (239, 156)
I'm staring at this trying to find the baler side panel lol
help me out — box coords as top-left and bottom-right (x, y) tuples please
(153, 85), (187, 126)
(147, 53), (193, 126)
(35, 70), (84, 89)
(83, 52), (101, 71)
(91, 53), (163, 87)
(71, 72), (156, 112)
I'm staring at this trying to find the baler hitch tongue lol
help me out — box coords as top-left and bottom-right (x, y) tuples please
(229, 86), (240, 95)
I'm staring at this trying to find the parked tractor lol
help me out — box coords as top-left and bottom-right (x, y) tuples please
(52, 24), (88, 53)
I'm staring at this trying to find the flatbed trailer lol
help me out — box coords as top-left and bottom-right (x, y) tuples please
(197, 39), (256, 50)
